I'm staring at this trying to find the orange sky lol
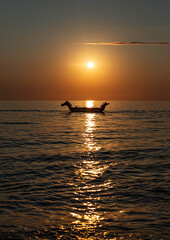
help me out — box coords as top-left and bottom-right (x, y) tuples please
(0, 1), (169, 100)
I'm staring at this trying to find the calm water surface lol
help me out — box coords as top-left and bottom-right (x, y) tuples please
(0, 101), (170, 239)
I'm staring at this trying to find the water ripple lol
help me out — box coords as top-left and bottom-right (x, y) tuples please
(0, 101), (170, 239)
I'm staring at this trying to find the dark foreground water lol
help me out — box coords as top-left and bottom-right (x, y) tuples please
(0, 101), (170, 240)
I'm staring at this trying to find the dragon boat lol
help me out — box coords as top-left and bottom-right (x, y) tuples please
(61, 101), (109, 113)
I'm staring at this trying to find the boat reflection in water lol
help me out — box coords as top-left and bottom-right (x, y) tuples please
(71, 101), (110, 234)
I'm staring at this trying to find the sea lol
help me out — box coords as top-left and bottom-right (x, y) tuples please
(0, 101), (169, 240)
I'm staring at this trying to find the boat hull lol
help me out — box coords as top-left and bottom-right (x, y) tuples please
(71, 107), (103, 113)
(61, 101), (109, 113)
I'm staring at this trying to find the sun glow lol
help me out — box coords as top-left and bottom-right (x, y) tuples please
(87, 62), (94, 68)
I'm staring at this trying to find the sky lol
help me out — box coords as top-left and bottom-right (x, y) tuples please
(0, 0), (170, 100)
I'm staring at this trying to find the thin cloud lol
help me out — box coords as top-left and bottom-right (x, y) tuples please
(74, 41), (170, 46)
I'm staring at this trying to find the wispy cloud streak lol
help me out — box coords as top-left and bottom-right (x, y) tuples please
(74, 41), (170, 46)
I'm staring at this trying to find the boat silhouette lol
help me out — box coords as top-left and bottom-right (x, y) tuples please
(61, 101), (109, 113)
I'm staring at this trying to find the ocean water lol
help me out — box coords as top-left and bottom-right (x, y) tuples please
(0, 101), (170, 240)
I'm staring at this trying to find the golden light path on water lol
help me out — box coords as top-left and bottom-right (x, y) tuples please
(71, 101), (111, 234)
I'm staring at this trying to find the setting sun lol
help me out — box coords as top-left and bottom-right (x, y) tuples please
(87, 62), (94, 68)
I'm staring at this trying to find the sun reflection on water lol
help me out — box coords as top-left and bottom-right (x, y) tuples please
(83, 113), (101, 152)
(71, 109), (109, 231)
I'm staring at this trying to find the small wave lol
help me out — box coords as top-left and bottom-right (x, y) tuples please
(108, 109), (170, 114)
(0, 110), (60, 112)
(0, 225), (165, 240)
(0, 122), (34, 125)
